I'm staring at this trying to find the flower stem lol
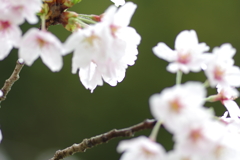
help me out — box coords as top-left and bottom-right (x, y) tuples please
(41, 15), (46, 31)
(78, 17), (97, 25)
(176, 70), (182, 85)
(149, 120), (162, 141)
(203, 80), (210, 88)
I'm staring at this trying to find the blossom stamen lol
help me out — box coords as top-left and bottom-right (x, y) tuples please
(0, 21), (11, 31)
(141, 146), (155, 157)
(189, 128), (203, 143)
(177, 52), (191, 64)
(36, 37), (48, 48)
(169, 97), (183, 113)
(83, 32), (100, 46)
(213, 66), (225, 81)
(110, 24), (120, 37)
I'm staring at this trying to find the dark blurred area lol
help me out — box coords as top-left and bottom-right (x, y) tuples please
(1, 0), (240, 159)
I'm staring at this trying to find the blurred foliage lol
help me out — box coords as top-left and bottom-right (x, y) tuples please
(1, 0), (240, 159)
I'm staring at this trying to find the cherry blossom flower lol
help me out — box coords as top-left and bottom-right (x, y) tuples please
(173, 117), (226, 159)
(18, 28), (64, 72)
(64, 2), (140, 92)
(149, 82), (208, 133)
(111, 0), (125, 7)
(1, 0), (42, 25)
(0, 19), (22, 60)
(205, 61), (240, 88)
(152, 30), (209, 74)
(117, 136), (166, 160)
(204, 44), (240, 88)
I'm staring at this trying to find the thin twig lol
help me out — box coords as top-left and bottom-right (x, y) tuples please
(0, 59), (24, 103)
(49, 119), (157, 160)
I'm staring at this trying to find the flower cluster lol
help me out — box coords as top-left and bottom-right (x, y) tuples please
(0, 0), (42, 60)
(64, 2), (140, 92)
(0, 0), (140, 92)
(117, 30), (240, 160)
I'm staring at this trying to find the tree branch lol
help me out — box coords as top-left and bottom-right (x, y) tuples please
(0, 59), (24, 103)
(49, 119), (157, 160)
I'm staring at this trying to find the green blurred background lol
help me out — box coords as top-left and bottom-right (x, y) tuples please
(1, 0), (240, 159)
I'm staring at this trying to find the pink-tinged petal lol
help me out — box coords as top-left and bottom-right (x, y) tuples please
(5, 24), (22, 47)
(0, 21), (22, 60)
(153, 42), (176, 62)
(223, 100), (240, 119)
(204, 43), (240, 88)
(7, 0), (42, 25)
